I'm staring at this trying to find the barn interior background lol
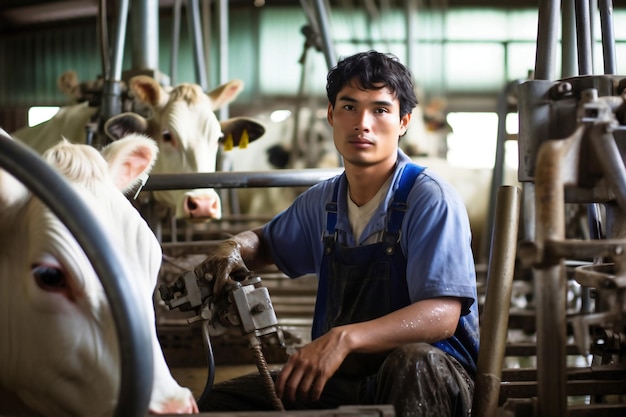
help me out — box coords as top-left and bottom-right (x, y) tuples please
(2, 1), (626, 416)
(1, 1), (625, 176)
(2, 1), (625, 125)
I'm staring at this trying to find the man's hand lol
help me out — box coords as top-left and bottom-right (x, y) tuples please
(275, 327), (350, 402)
(193, 240), (251, 300)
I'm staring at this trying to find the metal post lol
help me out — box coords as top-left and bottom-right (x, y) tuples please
(534, 128), (586, 417)
(472, 185), (521, 417)
(131, 0), (159, 71)
(530, 6), (566, 412)
(99, 0), (129, 147)
(217, 0), (229, 120)
(312, 0), (337, 69)
(562, 0), (578, 78)
(202, 0), (213, 85)
(483, 79), (523, 264)
(187, 0), (209, 90)
(406, 0), (418, 74)
(575, 0), (593, 75)
(598, 0), (617, 75)
(534, 0), (560, 80)
(170, 0), (182, 84)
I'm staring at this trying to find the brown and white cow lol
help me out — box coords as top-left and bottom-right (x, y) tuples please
(0, 134), (198, 416)
(12, 75), (265, 221)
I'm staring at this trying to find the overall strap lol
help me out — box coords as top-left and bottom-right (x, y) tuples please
(325, 174), (343, 235)
(323, 173), (344, 248)
(383, 163), (426, 253)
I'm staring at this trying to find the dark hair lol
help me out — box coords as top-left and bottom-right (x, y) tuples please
(326, 50), (418, 118)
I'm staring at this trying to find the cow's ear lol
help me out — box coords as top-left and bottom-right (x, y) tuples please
(104, 113), (149, 141)
(219, 117), (266, 149)
(57, 70), (80, 103)
(207, 79), (244, 111)
(100, 134), (158, 193)
(0, 132), (30, 210)
(129, 75), (169, 109)
(0, 169), (29, 211)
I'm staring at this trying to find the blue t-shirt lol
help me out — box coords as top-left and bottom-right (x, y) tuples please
(261, 150), (480, 373)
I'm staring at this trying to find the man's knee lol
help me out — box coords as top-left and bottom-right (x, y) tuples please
(383, 343), (447, 371)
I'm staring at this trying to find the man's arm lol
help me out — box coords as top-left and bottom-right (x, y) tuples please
(231, 227), (274, 270)
(275, 297), (462, 402)
(194, 227), (274, 298)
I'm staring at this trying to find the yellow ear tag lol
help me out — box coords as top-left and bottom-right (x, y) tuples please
(223, 133), (234, 151)
(239, 129), (249, 149)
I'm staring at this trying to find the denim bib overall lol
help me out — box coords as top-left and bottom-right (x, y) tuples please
(313, 164), (424, 375)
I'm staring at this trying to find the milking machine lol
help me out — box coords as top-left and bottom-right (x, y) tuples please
(512, 76), (626, 416)
(159, 269), (286, 410)
(501, 0), (626, 415)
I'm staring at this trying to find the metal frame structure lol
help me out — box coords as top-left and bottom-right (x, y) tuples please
(510, 0), (626, 415)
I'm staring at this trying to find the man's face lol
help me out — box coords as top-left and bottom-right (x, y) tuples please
(327, 82), (411, 169)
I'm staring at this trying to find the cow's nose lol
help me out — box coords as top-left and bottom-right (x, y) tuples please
(184, 194), (221, 219)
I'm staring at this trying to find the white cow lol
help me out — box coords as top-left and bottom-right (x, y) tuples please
(222, 107), (337, 218)
(12, 74), (265, 221)
(0, 134), (198, 416)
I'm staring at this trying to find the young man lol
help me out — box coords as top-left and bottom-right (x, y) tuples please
(195, 50), (479, 417)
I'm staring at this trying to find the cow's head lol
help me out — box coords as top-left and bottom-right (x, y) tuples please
(105, 76), (265, 221)
(0, 135), (198, 416)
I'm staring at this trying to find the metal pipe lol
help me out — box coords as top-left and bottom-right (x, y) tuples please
(98, 0), (111, 79)
(112, 0), (130, 79)
(187, 0), (208, 90)
(575, 0), (593, 75)
(406, 0), (418, 74)
(598, 0), (617, 75)
(533, 127), (586, 417)
(472, 185), (521, 417)
(217, 0), (229, 121)
(142, 168), (343, 191)
(483, 79), (523, 263)
(312, 0), (337, 69)
(131, 0), (159, 70)
(170, 0), (182, 85)
(202, 0), (212, 85)
(561, 0), (578, 78)
(534, 0), (560, 80)
(0, 130), (153, 417)
(100, 0), (129, 146)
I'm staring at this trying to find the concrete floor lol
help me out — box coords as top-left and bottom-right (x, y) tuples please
(171, 364), (280, 399)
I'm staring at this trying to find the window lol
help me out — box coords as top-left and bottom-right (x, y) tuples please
(28, 106), (60, 127)
(446, 111), (518, 177)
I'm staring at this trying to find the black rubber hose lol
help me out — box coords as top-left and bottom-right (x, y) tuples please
(0, 130), (153, 417)
(198, 320), (216, 406)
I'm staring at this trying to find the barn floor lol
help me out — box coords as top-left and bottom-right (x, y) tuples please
(171, 364), (264, 398)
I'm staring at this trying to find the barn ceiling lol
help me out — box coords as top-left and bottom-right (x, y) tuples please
(0, 0), (551, 35)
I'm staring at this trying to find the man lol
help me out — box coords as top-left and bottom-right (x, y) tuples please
(195, 50), (479, 417)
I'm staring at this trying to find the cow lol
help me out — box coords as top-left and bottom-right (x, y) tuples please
(0, 134), (198, 416)
(12, 73), (265, 221)
(221, 106), (337, 219)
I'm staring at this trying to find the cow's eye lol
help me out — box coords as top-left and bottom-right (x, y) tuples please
(32, 264), (67, 291)
(163, 130), (174, 143)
